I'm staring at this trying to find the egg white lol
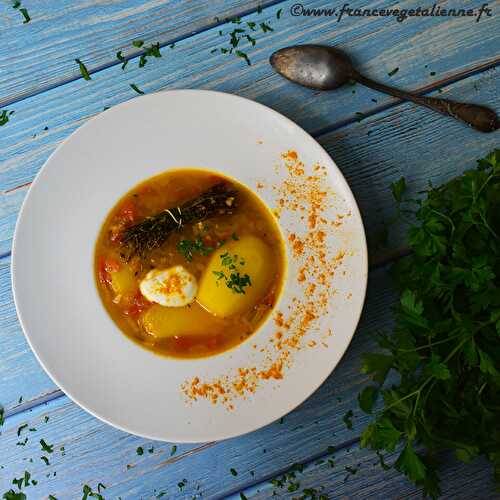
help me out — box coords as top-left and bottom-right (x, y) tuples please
(139, 266), (197, 307)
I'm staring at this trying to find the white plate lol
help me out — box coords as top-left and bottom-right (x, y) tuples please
(12, 90), (367, 442)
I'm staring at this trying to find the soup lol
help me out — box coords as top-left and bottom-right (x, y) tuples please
(94, 169), (286, 358)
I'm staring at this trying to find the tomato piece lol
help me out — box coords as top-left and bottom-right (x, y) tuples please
(98, 256), (121, 285)
(104, 257), (121, 273)
(123, 290), (150, 317)
(118, 199), (137, 224)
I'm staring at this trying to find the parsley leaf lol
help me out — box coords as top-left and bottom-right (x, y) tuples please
(358, 150), (500, 498)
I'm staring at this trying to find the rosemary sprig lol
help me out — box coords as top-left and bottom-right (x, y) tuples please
(121, 183), (237, 257)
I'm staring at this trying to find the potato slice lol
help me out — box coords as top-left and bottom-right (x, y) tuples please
(142, 302), (223, 339)
(197, 235), (274, 317)
(110, 266), (136, 295)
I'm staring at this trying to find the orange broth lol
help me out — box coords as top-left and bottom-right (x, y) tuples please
(94, 169), (286, 358)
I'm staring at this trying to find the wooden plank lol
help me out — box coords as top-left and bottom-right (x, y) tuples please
(0, 0), (274, 104)
(1, 68), (498, 412)
(1, 65), (498, 258)
(0, 265), (398, 497)
(238, 440), (497, 499)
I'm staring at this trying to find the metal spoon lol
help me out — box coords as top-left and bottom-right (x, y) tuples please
(270, 45), (499, 133)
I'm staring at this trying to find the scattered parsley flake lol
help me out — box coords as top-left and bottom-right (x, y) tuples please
(116, 51), (128, 70)
(19, 7), (30, 23)
(342, 409), (354, 430)
(170, 445), (177, 456)
(178, 238), (214, 261)
(239, 493), (248, 500)
(3, 490), (26, 500)
(17, 424), (28, 437)
(41, 456), (50, 466)
(132, 40), (144, 48)
(130, 83), (144, 95)
(387, 67), (399, 77)
(230, 468), (238, 476)
(136, 446), (144, 455)
(276, 8), (282, 19)
(177, 479), (187, 491)
(235, 50), (250, 66)
(75, 59), (91, 80)
(40, 439), (54, 453)
(259, 22), (273, 32)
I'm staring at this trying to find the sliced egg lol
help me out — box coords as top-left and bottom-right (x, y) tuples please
(139, 265), (197, 307)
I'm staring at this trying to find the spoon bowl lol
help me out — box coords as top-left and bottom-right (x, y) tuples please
(270, 45), (353, 90)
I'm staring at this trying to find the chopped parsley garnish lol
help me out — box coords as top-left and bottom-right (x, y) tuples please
(170, 445), (177, 456)
(19, 7), (30, 23)
(213, 252), (251, 294)
(130, 83), (144, 95)
(82, 484), (104, 500)
(18, 396), (22, 404)
(177, 479), (187, 491)
(230, 468), (238, 476)
(12, 0), (21, 7)
(342, 409), (354, 430)
(16, 438), (28, 446)
(239, 494), (248, 500)
(49, 496), (58, 500)
(235, 50), (250, 66)
(17, 424), (27, 436)
(136, 446), (144, 455)
(40, 456), (50, 466)
(44, 416), (49, 423)
(97, 483), (106, 493)
(210, 10), (279, 65)
(177, 238), (214, 261)
(116, 51), (128, 70)
(75, 59), (91, 80)
(259, 22), (273, 32)
(148, 446), (154, 454)
(387, 67), (399, 77)
(40, 438), (54, 453)
(0, 110), (14, 126)
(0, 407), (4, 426)
(132, 40), (144, 48)
(3, 490), (26, 500)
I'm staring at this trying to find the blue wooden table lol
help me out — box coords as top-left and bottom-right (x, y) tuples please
(1, 1), (499, 498)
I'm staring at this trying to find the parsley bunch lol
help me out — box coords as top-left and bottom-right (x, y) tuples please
(359, 150), (500, 498)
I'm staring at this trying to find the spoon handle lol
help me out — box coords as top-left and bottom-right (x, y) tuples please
(352, 71), (499, 133)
